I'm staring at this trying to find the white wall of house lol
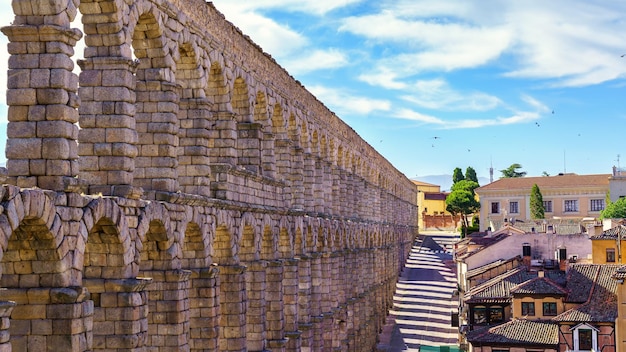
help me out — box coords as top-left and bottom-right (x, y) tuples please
(463, 233), (592, 271)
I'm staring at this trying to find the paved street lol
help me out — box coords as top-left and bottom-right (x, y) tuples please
(378, 231), (460, 351)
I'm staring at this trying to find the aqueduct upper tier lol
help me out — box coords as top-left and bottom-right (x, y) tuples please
(0, 0), (418, 351)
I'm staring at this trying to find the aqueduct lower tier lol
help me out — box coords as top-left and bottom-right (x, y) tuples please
(0, 0), (418, 351)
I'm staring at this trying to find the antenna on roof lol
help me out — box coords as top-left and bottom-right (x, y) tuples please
(563, 150), (566, 174)
(489, 157), (493, 183)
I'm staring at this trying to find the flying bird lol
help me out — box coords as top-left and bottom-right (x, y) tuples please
(432, 136), (441, 139)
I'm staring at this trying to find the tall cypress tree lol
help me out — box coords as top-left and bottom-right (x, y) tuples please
(465, 166), (478, 184)
(452, 167), (465, 184)
(530, 184), (545, 219)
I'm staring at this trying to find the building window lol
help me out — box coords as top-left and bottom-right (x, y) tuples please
(489, 306), (504, 323)
(607, 248), (616, 263)
(543, 302), (557, 316)
(572, 324), (598, 351)
(590, 199), (605, 212)
(491, 202), (499, 214)
(509, 201), (519, 214)
(521, 302), (535, 316)
(543, 200), (552, 213)
(578, 329), (593, 350)
(473, 306), (487, 324)
(564, 200), (578, 212)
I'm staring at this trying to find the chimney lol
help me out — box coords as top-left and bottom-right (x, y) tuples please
(538, 270), (545, 278)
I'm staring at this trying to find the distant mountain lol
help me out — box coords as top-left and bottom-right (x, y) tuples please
(413, 174), (491, 192)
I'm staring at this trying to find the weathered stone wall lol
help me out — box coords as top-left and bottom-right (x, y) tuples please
(0, 1), (418, 351)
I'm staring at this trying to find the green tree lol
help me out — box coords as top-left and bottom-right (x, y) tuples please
(446, 180), (480, 237)
(530, 184), (545, 219)
(600, 197), (626, 220)
(500, 163), (527, 178)
(465, 166), (478, 184)
(452, 167), (465, 184)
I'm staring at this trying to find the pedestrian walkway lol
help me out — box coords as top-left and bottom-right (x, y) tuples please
(377, 232), (460, 351)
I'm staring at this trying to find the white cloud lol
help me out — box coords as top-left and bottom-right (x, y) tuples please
(358, 69), (408, 90)
(339, 12), (512, 73)
(392, 106), (541, 129)
(400, 79), (502, 111)
(282, 49), (349, 75)
(213, 0), (363, 16)
(503, 2), (626, 86)
(211, 5), (307, 58)
(339, 1), (626, 87)
(307, 85), (391, 115)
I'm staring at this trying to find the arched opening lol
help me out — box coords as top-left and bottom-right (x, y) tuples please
(132, 11), (179, 192)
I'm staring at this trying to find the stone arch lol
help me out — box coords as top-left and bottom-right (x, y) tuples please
(0, 188), (69, 288)
(137, 202), (179, 271)
(293, 217), (304, 256)
(175, 41), (207, 98)
(278, 216), (292, 259)
(260, 214), (276, 260)
(207, 59), (230, 110)
(271, 103), (287, 137)
(130, 6), (180, 192)
(254, 90), (268, 124)
(213, 210), (237, 265)
(232, 77), (251, 122)
(181, 212), (212, 269)
(311, 130), (319, 157)
(239, 212), (258, 262)
(320, 134), (328, 161)
(304, 218), (317, 253)
(81, 197), (135, 280)
(300, 120), (310, 152)
(337, 145), (345, 170)
(288, 113), (299, 145)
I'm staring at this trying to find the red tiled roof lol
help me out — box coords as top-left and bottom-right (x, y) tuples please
(591, 224), (626, 240)
(476, 174), (610, 192)
(511, 276), (568, 296)
(466, 319), (559, 346)
(556, 264), (620, 322)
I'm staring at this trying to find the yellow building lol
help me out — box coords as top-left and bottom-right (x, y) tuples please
(591, 224), (626, 264)
(412, 180), (454, 230)
(475, 173), (612, 232)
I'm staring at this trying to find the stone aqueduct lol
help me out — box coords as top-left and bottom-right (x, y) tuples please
(0, 0), (418, 351)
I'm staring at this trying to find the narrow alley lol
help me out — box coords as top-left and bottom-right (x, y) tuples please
(378, 232), (460, 351)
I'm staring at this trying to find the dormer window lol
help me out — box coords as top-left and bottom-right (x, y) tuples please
(571, 323), (598, 351)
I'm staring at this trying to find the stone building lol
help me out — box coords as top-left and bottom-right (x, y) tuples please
(0, 1), (418, 351)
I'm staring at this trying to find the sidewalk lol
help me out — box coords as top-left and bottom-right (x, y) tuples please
(377, 232), (460, 351)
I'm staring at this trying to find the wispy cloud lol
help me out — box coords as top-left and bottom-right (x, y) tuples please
(340, 1), (626, 87)
(213, 0), (363, 16)
(210, 6), (307, 58)
(282, 49), (349, 75)
(339, 12), (512, 73)
(394, 108), (540, 129)
(307, 85), (391, 115)
(400, 79), (502, 111)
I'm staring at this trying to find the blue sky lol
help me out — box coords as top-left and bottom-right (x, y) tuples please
(1, 1), (626, 184)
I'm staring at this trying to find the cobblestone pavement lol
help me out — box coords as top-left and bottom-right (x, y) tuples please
(378, 232), (460, 351)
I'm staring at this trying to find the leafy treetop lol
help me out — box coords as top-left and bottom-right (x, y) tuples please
(500, 163), (527, 178)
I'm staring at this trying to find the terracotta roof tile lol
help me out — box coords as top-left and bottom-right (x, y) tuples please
(466, 319), (559, 345)
(464, 269), (566, 304)
(511, 276), (568, 296)
(556, 264), (620, 322)
(591, 224), (626, 240)
(476, 174), (610, 192)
